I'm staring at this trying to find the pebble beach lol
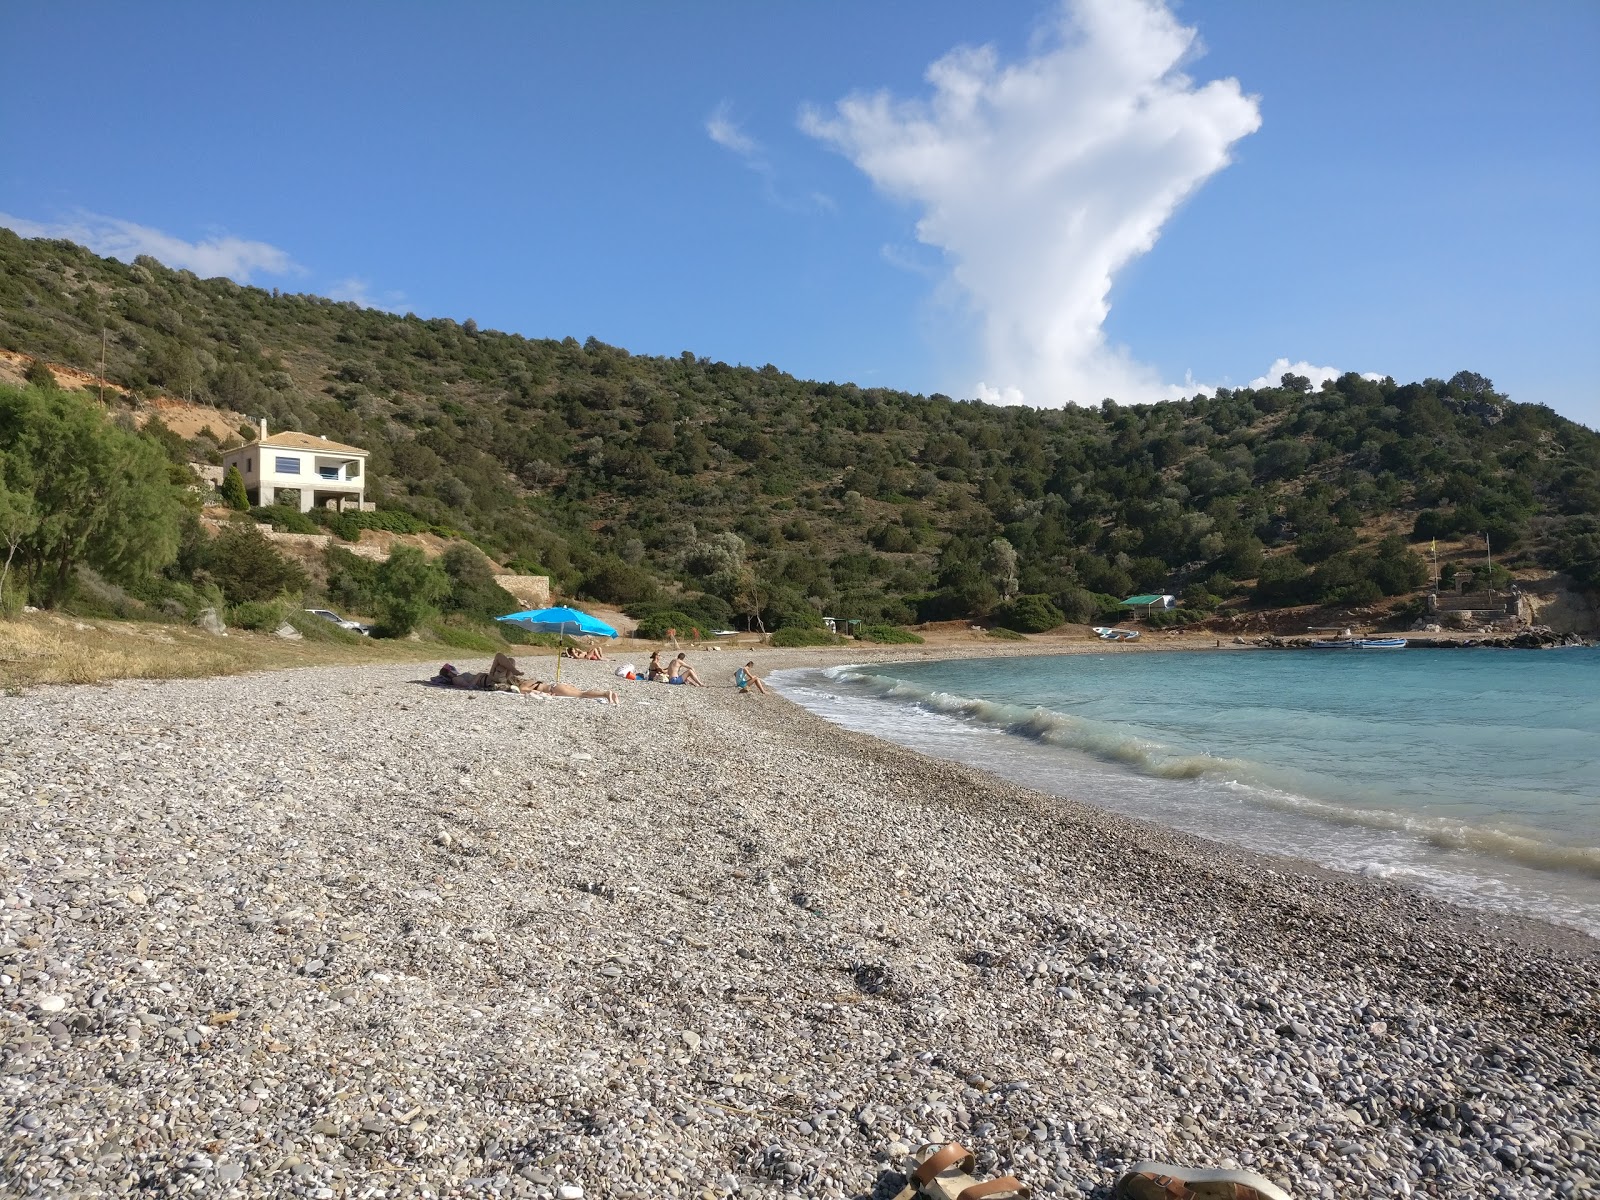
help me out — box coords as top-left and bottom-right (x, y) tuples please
(1, 647), (1596, 1199)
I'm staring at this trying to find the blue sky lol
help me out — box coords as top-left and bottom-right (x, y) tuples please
(3, 1), (1596, 427)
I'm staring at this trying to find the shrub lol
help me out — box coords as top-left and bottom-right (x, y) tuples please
(775, 608), (826, 631)
(580, 556), (659, 605)
(1254, 554), (1312, 605)
(634, 609), (694, 639)
(859, 624), (924, 644)
(986, 625), (1026, 640)
(230, 598), (288, 631)
(287, 611), (362, 643)
(220, 465), (249, 511)
(371, 546), (450, 637)
(439, 542), (520, 619)
(207, 523), (308, 604)
(24, 360), (56, 388)
(994, 593), (1064, 633)
(769, 626), (840, 647)
(1146, 607), (1205, 628)
(250, 505), (320, 535)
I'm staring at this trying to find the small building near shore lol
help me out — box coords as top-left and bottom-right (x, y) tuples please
(222, 419), (373, 513)
(1120, 593), (1176, 612)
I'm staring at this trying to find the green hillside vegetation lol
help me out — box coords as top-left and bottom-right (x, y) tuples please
(3, 228), (1598, 633)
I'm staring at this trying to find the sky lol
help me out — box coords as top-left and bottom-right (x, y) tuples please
(3, 0), (1597, 427)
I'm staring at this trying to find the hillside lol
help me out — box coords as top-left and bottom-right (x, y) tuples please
(3, 228), (1598, 630)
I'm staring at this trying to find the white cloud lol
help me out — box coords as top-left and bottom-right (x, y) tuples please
(800, 0), (1261, 406)
(0, 210), (300, 283)
(707, 103), (760, 157)
(1243, 358), (1385, 392)
(708, 103), (835, 213)
(328, 277), (407, 314)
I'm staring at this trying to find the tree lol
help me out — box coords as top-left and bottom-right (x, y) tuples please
(0, 481), (39, 614)
(204, 522), (308, 604)
(24, 359), (55, 389)
(995, 593), (1064, 633)
(0, 385), (187, 607)
(372, 546), (450, 636)
(220, 464), (250, 510)
(985, 537), (1019, 601)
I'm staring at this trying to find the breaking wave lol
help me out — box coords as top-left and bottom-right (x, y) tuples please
(812, 661), (1600, 884)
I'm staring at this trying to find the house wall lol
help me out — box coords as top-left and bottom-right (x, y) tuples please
(220, 445), (368, 511)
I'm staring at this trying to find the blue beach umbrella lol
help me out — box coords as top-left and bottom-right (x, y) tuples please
(496, 605), (618, 680)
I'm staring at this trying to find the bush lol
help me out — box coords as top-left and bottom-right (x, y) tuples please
(371, 546), (450, 637)
(287, 611), (362, 643)
(775, 608), (826, 631)
(1146, 608), (1205, 628)
(634, 609), (694, 639)
(986, 625), (1026, 640)
(312, 508), (432, 536)
(24, 359), (56, 389)
(220, 465), (249, 511)
(250, 505), (320, 535)
(207, 523), (308, 604)
(230, 598), (289, 631)
(859, 624), (924, 644)
(580, 556), (659, 605)
(439, 542), (520, 619)
(994, 593), (1065, 633)
(769, 626), (840, 647)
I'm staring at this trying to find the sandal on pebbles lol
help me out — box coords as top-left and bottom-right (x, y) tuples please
(1114, 1161), (1292, 1200)
(892, 1142), (1029, 1199)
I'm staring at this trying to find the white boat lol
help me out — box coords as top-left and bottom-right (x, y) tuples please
(1308, 637), (1407, 649)
(1092, 626), (1140, 641)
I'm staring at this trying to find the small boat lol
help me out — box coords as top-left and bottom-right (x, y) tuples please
(1092, 626), (1140, 641)
(1308, 637), (1407, 649)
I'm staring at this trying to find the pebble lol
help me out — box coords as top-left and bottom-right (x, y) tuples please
(0, 654), (1592, 1200)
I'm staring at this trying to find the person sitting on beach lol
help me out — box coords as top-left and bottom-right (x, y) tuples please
(734, 661), (768, 695)
(646, 651), (669, 681)
(524, 679), (619, 703)
(669, 652), (704, 687)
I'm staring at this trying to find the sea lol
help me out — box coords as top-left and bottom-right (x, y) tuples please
(772, 647), (1600, 939)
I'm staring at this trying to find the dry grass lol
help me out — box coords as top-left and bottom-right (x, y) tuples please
(0, 613), (563, 691)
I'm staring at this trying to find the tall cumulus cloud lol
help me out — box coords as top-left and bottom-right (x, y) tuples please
(802, 0), (1261, 406)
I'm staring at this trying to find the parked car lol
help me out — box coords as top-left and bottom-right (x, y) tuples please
(305, 608), (372, 635)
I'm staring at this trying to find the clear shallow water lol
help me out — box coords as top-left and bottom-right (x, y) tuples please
(773, 648), (1600, 938)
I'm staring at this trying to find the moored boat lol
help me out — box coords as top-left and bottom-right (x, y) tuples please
(1308, 636), (1408, 649)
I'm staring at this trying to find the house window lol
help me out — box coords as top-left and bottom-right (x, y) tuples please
(318, 466), (341, 480)
(245, 457), (251, 472)
(275, 456), (301, 474)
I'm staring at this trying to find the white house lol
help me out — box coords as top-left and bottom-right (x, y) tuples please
(222, 419), (372, 513)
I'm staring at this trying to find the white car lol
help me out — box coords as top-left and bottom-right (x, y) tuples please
(305, 608), (372, 635)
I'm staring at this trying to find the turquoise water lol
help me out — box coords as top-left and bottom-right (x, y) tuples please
(774, 648), (1600, 937)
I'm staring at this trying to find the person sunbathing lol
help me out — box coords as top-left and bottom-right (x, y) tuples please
(435, 653), (525, 691)
(669, 652), (704, 687)
(523, 679), (619, 703)
(564, 643), (605, 660)
(646, 651), (669, 681)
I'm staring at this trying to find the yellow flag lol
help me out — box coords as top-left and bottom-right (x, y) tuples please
(1430, 538), (1436, 553)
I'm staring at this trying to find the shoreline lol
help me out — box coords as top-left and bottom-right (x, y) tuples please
(762, 646), (1600, 953)
(2, 649), (1595, 1197)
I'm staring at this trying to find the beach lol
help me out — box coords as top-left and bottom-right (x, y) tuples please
(1, 646), (1595, 1199)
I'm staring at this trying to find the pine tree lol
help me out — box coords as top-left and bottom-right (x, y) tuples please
(221, 464), (250, 511)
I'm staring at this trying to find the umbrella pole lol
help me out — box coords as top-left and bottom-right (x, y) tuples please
(556, 632), (563, 682)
